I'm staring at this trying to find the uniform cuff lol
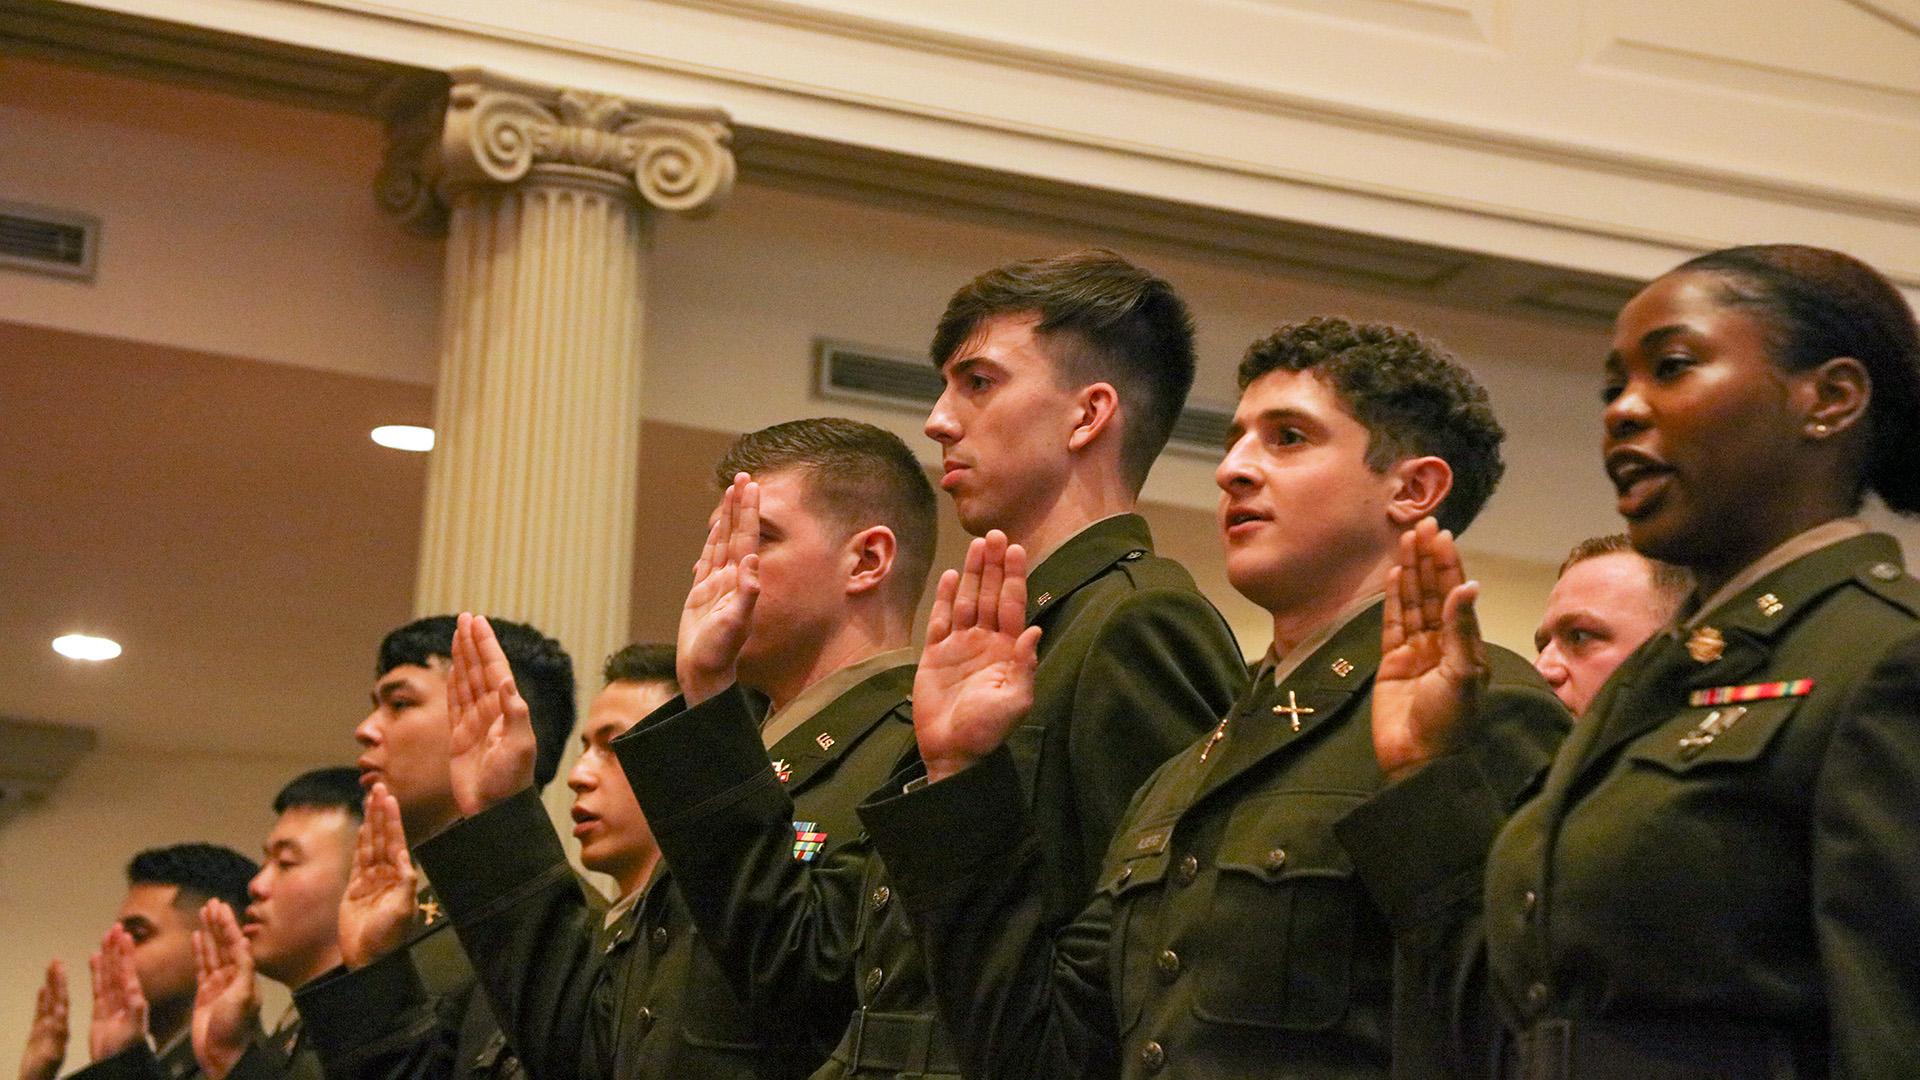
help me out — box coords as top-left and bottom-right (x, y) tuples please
(859, 746), (1033, 915)
(294, 947), (434, 1064)
(1335, 753), (1507, 931)
(616, 684), (776, 832)
(413, 786), (573, 924)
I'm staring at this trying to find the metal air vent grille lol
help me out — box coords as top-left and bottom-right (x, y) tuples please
(0, 201), (99, 281)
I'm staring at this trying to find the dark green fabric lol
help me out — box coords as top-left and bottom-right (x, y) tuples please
(865, 601), (1568, 1080)
(294, 886), (527, 1080)
(409, 785), (781, 1080)
(1342, 533), (1920, 1078)
(617, 666), (931, 1079)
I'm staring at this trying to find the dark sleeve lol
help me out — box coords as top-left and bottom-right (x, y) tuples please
(295, 947), (458, 1080)
(65, 1044), (167, 1080)
(408, 789), (610, 1080)
(1335, 663), (1570, 1077)
(614, 685), (865, 1054)
(1813, 632), (1920, 1078)
(861, 748), (1120, 1080)
(222, 1038), (292, 1080)
(1068, 587), (1247, 883)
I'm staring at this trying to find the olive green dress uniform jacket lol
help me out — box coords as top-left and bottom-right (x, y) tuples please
(615, 665), (933, 1079)
(70, 1023), (273, 1080)
(295, 889), (529, 1080)
(1337, 533), (1920, 1079)
(622, 515), (1246, 1080)
(408, 786), (785, 1080)
(863, 601), (1569, 1080)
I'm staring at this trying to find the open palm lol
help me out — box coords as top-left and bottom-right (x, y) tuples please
(339, 783), (417, 968)
(679, 473), (761, 705)
(1373, 519), (1488, 780)
(448, 612), (536, 816)
(191, 900), (258, 1080)
(914, 532), (1043, 784)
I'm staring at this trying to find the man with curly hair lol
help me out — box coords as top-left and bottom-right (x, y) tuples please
(862, 318), (1571, 1078)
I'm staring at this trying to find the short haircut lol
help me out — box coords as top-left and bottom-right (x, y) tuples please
(377, 616), (577, 787)
(604, 642), (677, 688)
(1675, 244), (1920, 514)
(929, 248), (1197, 492)
(126, 843), (257, 914)
(1559, 534), (1693, 611)
(272, 767), (366, 821)
(715, 418), (937, 616)
(1237, 316), (1506, 534)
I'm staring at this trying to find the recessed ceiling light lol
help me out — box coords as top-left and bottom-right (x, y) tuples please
(53, 633), (121, 661)
(371, 425), (435, 452)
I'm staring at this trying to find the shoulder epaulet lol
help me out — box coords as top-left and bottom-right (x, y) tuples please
(1854, 559), (1920, 618)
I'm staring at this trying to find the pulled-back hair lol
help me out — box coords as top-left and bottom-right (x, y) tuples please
(127, 843), (257, 913)
(930, 248), (1197, 492)
(1559, 533), (1693, 610)
(716, 418), (937, 616)
(604, 642), (677, 688)
(273, 767), (366, 820)
(1676, 244), (1920, 514)
(1237, 317), (1506, 533)
(378, 616), (576, 787)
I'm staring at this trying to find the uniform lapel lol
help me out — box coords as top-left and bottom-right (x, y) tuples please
(1564, 533), (1893, 788)
(1023, 514), (1154, 634)
(765, 663), (915, 793)
(1189, 602), (1381, 809)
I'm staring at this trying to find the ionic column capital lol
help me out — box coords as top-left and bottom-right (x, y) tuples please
(377, 68), (736, 235)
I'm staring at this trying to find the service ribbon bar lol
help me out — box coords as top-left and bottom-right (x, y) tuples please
(1688, 679), (1815, 707)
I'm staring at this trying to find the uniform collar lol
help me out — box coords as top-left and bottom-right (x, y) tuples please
(765, 660), (915, 792)
(1025, 513), (1154, 625)
(1683, 517), (1869, 630)
(761, 647), (917, 751)
(1194, 599), (1383, 806)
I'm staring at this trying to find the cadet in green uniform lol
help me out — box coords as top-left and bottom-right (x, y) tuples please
(864, 319), (1569, 1080)
(613, 420), (939, 1078)
(1342, 244), (1920, 1078)
(41, 846), (259, 1080)
(295, 616), (576, 1080)
(410, 642), (749, 1080)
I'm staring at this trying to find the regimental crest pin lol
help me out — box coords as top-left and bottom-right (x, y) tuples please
(791, 821), (827, 862)
(772, 758), (793, 784)
(1686, 626), (1726, 664)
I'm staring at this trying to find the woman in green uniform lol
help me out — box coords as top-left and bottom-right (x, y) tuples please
(1342, 244), (1920, 1079)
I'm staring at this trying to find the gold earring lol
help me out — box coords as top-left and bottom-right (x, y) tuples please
(1809, 422), (1831, 437)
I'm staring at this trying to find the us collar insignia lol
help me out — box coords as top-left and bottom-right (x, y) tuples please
(1677, 706), (1748, 758)
(1330, 658), (1354, 678)
(791, 821), (827, 862)
(772, 758), (793, 784)
(1685, 626), (1726, 664)
(815, 731), (835, 751)
(1688, 679), (1814, 707)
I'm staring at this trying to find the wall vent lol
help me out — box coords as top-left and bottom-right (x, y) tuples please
(0, 200), (100, 281)
(815, 339), (1231, 459)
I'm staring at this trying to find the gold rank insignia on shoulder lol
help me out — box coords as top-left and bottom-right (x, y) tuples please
(1756, 593), (1784, 617)
(1686, 626), (1725, 664)
(1678, 706), (1747, 758)
(1688, 679), (1814, 707)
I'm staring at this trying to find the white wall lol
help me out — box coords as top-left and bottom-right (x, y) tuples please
(0, 746), (320, 1071)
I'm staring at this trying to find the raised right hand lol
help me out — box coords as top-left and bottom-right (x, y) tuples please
(17, 960), (67, 1080)
(191, 900), (259, 1080)
(338, 782), (418, 969)
(447, 612), (537, 817)
(87, 927), (145, 1062)
(677, 473), (761, 706)
(1371, 518), (1489, 781)
(913, 531), (1043, 784)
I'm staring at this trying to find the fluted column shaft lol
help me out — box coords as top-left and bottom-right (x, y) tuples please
(380, 69), (734, 849)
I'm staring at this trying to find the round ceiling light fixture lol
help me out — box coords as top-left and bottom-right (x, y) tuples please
(371, 425), (435, 452)
(53, 633), (122, 661)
